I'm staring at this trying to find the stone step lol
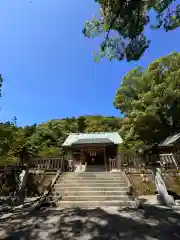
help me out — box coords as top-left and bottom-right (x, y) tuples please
(62, 172), (122, 175)
(60, 177), (125, 181)
(63, 172), (123, 176)
(54, 186), (129, 191)
(62, 195), (131, 201)
(60, 174), (124, 178)
(59, 180), (126, 184)
(60, 176), (124, 179)
(56, 200), (137, 208)
(55, 182), (128, 188)
(60, 190), (128, 196)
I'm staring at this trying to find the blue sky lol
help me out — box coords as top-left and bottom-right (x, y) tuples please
(0, 0), (179, 126)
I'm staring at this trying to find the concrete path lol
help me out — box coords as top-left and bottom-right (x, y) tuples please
(1, 203), (180, 240)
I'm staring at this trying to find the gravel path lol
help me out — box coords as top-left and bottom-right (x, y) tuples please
(1, 203), (180, 240)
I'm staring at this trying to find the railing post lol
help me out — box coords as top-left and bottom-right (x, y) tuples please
(175, 153), (180, 168)
(42, 158), (45, 169)
(62, 157), (64, 172)
(51, 158), (53, 169)
(46, 159), (48, 169)
(54, 159), (56, 169)
(58, 158), (60, 169)
(41, 158), (43, 170)
(59, 158), (61, 169)
(56, 159), (58, 169)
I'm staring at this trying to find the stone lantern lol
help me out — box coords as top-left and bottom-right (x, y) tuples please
(139, 144), (175, 206)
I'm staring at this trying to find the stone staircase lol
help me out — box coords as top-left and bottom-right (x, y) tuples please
(53, 171), (137, 208)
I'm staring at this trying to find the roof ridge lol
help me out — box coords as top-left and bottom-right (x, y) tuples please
(62, 132), (123, 146)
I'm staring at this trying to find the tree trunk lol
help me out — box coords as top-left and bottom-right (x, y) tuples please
(152, 167), (175, 206)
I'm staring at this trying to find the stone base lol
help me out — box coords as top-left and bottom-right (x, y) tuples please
(156, 194), (175, 206)
(110, 169), (121, 172)
(74, 164), (86, 172)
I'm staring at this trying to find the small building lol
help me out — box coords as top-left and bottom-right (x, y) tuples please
(62, 132), (123, 171)
(158, 132), (180, 154)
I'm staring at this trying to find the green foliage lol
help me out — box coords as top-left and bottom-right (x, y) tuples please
(0, 122), (19, 166)
(84, 115), (121, 132)
(83, 0), (180, 61)
(114, 52), (180, 153)
(38, 146), (62, 157)
(0, 115), (123, 166)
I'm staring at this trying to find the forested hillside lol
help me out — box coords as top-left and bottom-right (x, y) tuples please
(0, 115), (123, 166)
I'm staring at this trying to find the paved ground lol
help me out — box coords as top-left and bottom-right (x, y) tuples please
(1, 203), (180, 240)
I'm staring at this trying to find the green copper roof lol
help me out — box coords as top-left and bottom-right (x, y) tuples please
(159, 132), (180, 146)
(62, 132), (123, 146)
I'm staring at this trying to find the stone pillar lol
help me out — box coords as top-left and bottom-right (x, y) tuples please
(80, 149), (83, 162)
(104, 147), (107, 171)
(80, 149), (84, 171)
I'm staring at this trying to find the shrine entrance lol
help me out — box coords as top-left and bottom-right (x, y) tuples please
(85, 149), (104, 166)
(62, 132), (123, 172)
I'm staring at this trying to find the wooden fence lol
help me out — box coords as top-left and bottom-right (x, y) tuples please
(109, 153), (180, 172)
(2, 154), (179, 172)
(31, 157), (63, 170)
(25, 153), (180, 171)
(159, 153), (180, 169)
